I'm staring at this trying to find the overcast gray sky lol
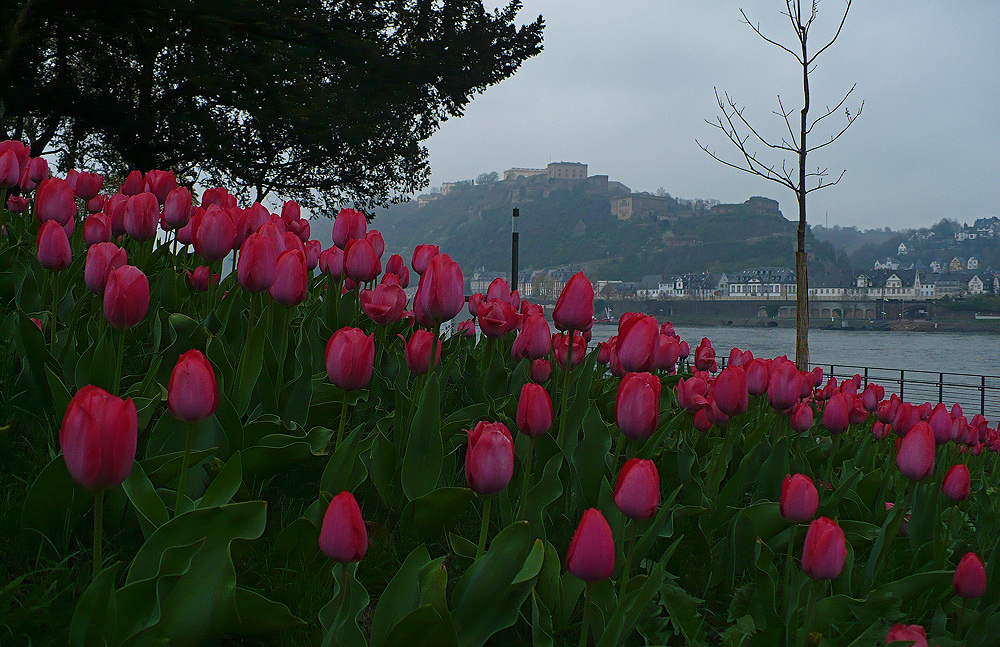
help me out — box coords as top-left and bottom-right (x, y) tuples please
(422, 1), (999, 230)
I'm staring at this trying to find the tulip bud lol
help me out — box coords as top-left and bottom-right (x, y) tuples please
(553, 332), (587, 370)
(384, 253), (409, 287)
(85, 243), (127, 295)
(319, 245), (345, 281)
(597, 342), (611, 365)
(552, 272), (594, 332)
(531, 359), (552, 383)
(884, 625), (928, 647)
(790, 402), (814, 433)
(105, 193), (129, 236)
(319, 491), (368, 563)
(331, 208), (367, 249)
(345, 238), (381, 283)
(185, 266), (219, 292)
(456, 319), (476, 337)
(366, 229), (385, 257)
(896, 422), (936, 481)
(465, 421), (515, 495)
(512, 314), (551, 360)
(194, 205), (236, 261)
(714, 365), (748, 416)
(616, 372), (661, 441)
(60, 385), (138, 491)
(478, 298), (517, 338)
(654, 335), (680, 372)
(237, 232), (278, 293)
(822, 393), (852, 435)
(35, 177), (77, 226)
(468, 293), (485, 317)
(361, 281), (407, 326)
(927, 403), (953, 445)
(953, 552), (987, 599)
(693, 337), (715, 372)
(268, 249), (308, 306)
(0, 150), (20, 187)
(942, 464), (970, 502)
(615, 313), (657, 372)
(403, 329), (441, 375)
(801, 516), (847, 580)
(168, 350), (218, 423)
(780, 474), (819, 523)
(73, 172), (103, 201)
(103, 265), (150, 330)
(325, 327), (375, 391)
(121, 171), (144, 195)
(201, 186), (233, 208)
(411, 244), (439, 275)
(768, 359), (802, 411)
(516, 383), (553, 437)
(163, 186), (193, 229)
(304, 239), (321, 271)
(7, 195), (29, 213)
(614, 458), (660, 520)
(83, 213), (112, 246)
(36, 220), (72, 271)
(566, 508), (615, 582)
(415, 254), (464, 323)
(123, 192), (160, 241)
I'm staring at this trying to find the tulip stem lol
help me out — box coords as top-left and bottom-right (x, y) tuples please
(174, 423), (195, 517)
(50, 271), (59, 346)
(336, 391), (349, 447)
(476, 497), (492, 558)
(825, 434), (842, 485)
(429, 323), (441, 378)
(113, 329), (126, 395)
(783, 524), (797, 616)
(93, 490), (104, 580)
(579, 582), (593, 647)
(558, 330), (575, 447)
(619, 522), (637, 596)
(518, 437), (535, 520)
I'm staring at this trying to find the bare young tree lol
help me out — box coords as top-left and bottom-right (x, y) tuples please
(697, 0), (862, 369)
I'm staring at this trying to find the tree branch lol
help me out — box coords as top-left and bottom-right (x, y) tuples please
(806, 100), (863, 152)
(740, 8), (802, 62)
(808, 0), (853, 64)
(806, 83), (856, 133)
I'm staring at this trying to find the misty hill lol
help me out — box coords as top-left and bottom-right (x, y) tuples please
(364, 175), (841, 281)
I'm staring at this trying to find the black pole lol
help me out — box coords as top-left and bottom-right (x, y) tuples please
(511, 208), (519, 293)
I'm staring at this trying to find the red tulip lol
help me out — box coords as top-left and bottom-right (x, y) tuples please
(332, 207), (367, 249)
(468, 293), (485, 317)
(614, 458), (660, 520)
(104, 265), (149, 330)
(185, 266), (219, 292)
(403, 329), (440, 375)
(597, 342), (611, 365)
(361, 280), (407, 326)
(553, 332), (587, 370)
(823, 393), (851, 434)
(694, 337), (716, 372)
(927, 403), (952, 445)
(616, 372), (661, 441)
(319, 491), (368, 563)
(566, 509), (615, 582)
(512, 314), (551, 360)
(344, 238), (381, 283)
(676, 376), (709, 413)
(60, 385), (137, 491)
(201, 186), (234, 208)
(319, 245), (345, 280)
(365, 229), (384, 257)
(35, 177), (77, 226)
(237, 232), (278, 293)
(20, 156), (49, 190)
(85, 194), (105, 214)
(325, 327), (375, 391)
(953, 552), (987, 599)
(654, 335), (680, 372)
(7, 195), (29, 213)
(411, 244), (439, 275)
(457, 318), (476, 337)
(0, 150), (21, 187)
(780, 474), (819, 523)
(193, 205), (236, 261)
(704, 394), (730, 427)
(384, 253), (409, 287)
(478, 298), (516, 338)
(552, 272), (594, 332)
(121, 171), (144, 195)
(516, 383), (553, 437)
(105, 193), (129, 236)
(123, 192), (160, 240)
(942, 464), (970, 502)
(36, 220), (72, 271)
(893, 402), (921, 436)
(85, 243), (127, 295)
(714, 365), (748, 416)
(884, 625), (928, 647)
(860, 384), (883, 412)
(142, 170), (176, 204)
(83, 213), (112, 246)
(801, 516), (847, 580)
(72, 171), (103, 201)
(163, 186), (192, 229)
(465, 421), (515, 495)
(269, 249), (308, 306)
(614, 313), (657, 372)
(415, 254), (464, 323)
(168, 350), (218, 423)
(790, 402), (814, 432)
(768, 359), (802, 411)
(896, 422), (936, 481)
(531, 359), (552, 383)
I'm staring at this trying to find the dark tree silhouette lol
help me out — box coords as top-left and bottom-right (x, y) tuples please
(697, 0), (862, 369)
(0, 1), (544, 211)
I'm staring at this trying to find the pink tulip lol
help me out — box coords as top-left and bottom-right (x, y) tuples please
(105, 193), (129, 236)
(694, 337), (715, 372)
(384, 253), (409, 287)
(953, 552), (987, 599)
(942, 464), (970, 502)
(85, 243), (127, 295)
(616, 372), (661, 441)
(36, 220), (72, 271)
(780, 474), (819, 523)
(714, 365), (748, 416)
(654, 335), (680, 372)
(512, 314), (551, 360)
(269, 249), (308, 306)
(884, 625), (928, 647)
(121, 171), (144, 195)
(237, 232), (278, 293)
(566, 509), (614, 582)
(531, 359), (552, 383)
(163, 186), (192, 229)
(83, 213), (111, 246)
(193, 205), (236, 261)
(928, 403), (952, 445)
(7, 195), (29, 213)
(468, 293), (485, 317)
(552, 272), (594, 332)
(168, 350), (218, 423)
(465, 421), (515, 495)
(20, 156), (49, 191)
(516, 383), (553, 437)
(35, 178), (77, 226)
(768, 359), (802, 411)
(185, 266), (219, 292)
(415, 254), (464, 324)
(893, 402), (921, 437)
(319, 491), (368, 563)
(361, 280), (407, 325)
(0, 150), (21, 187)
(365, 229), (385, 257)
(60, 385), (138, 491)
(201, 186), (233, 208)
(823, 393), (852, 435)
(104, 266), (149, 330)
(860, 384), (884, 412)
(325, 327), (375, 391)
(123, 192), (160, 241)
(597, 342), (611, 364)
(801, 516), (847, 580)
(614, 458), (660, 520)
(73, 172), (103, 201)
(790, 402), (814, 432)
(615, 313), (657, 372)
(456, 319), (476, 337)
(553, 332), (586, 370)
(332, 207), (367, 249)
(411, 244), (439, 275)
(478, 298), (516, 338)
(344, 238), (381, 283)
(319, 245), (345, 280)
(403, 329), (440, 375)
(896, 422), (936, 481)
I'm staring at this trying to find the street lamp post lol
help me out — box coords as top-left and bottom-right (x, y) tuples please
(511, 208), (519, 293)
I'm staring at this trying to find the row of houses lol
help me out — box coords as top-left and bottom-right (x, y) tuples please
(874, 255), (981, 272)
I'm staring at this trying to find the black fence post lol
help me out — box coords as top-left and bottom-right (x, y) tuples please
(981, 376), (986, 416)
(900, 370), (905, 401)
(938, 373), (943, 404)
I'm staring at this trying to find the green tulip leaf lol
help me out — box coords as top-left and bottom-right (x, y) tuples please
(402, 373), (443, 501)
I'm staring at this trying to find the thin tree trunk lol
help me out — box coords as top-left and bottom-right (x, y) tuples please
(795, 5), (810, 371)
